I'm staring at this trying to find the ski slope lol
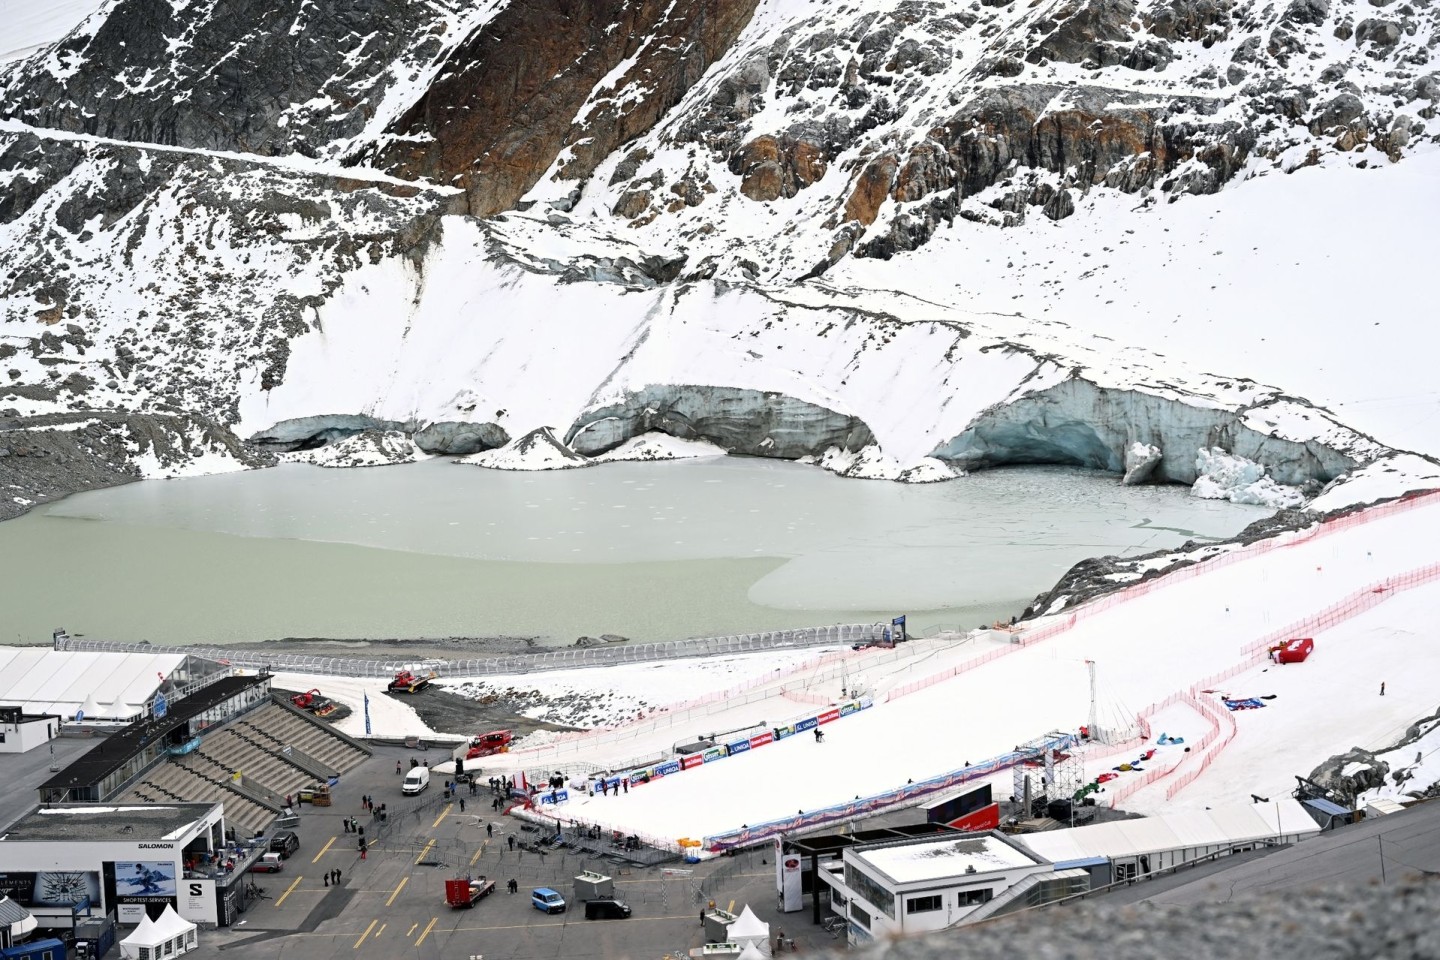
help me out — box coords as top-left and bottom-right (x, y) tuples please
(0, 0), (105, 62)
(478, 491), (1440, 846)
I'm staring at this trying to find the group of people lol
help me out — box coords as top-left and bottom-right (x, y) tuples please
(321, 868), (342, 887)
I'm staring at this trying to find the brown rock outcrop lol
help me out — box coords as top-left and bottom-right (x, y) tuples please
(730, 133), (829, 201)
(367, 0), (762, 217)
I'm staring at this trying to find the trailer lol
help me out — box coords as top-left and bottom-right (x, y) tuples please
(388, 670), (436, 694)
(445, 877), (496, 908)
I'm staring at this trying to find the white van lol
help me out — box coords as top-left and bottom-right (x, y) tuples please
(402, 767), (430, 795)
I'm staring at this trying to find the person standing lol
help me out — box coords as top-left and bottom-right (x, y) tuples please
(396, 760), (403, 775)
(323, 872), (329, 888)
(486, 823), (493, 839)
(1381, 681), (1386, 696)
(459, 797), (466, 812)
(507, 834), (515, 851)
(359, 840), (367, 860)
(334, 869), (342, 885)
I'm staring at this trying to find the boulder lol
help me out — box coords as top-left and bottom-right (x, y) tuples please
(1122, 442), (1163, 485)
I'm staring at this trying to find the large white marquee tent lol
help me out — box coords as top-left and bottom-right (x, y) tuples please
(0, 649), (185, 719)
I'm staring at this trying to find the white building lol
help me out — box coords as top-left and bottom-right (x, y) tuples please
(1014, 798), (1320, 884)
(818, 832), (1052, 942)
(0, 707), (61, 755)
(0, 802), (241, 929)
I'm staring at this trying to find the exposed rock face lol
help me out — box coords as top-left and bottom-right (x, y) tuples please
(362, 0), (763, 216)
(0, 410), (264, 521)
(412, 421), (510, 456)
(0, 129), (454, 427)
(0, 0), (471, 157)
(930, 378), (1356, 486)
(565, 386), (875, 460)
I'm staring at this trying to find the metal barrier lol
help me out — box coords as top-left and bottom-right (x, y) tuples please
(53, 623), (886, 679)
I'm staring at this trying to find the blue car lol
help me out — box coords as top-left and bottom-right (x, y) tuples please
(532, 888), (566, 914)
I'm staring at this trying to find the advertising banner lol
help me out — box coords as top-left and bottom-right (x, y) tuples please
(700, 746), (727, 763)
(817, 708), (840, 724)
(748, 731), (773, 748)
(537, 788), (569, 805)
(839, 700), (861, 716)
(795, 716), (818, 733)
(773, 724), (795, 740)
(179, 879), (218, 925)
(655, 760), (682, 777)
(726, 739), (751, 756)
(860, 696), (874, 710)
(778, 842), (803, 913)
(0, 871), (101, 910)
(117, 903), (148, 925)
(112, 862), (177, 901)
(681, 754), (704, 770)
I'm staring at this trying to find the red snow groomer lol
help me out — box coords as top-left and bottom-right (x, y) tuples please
(388, 669), (435, 694)
(291, 689), (330, 712)
(465, 730), (513, 759)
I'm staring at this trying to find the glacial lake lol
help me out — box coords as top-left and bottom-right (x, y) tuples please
(0, 457), (1268, 647)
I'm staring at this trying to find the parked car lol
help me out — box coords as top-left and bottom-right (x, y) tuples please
(531, 888), (566, 914)
(249, 853), (285, 873)
(584, 898), (631, 920)
(269, 830), (300, 858)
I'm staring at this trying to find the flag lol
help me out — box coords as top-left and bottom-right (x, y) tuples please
(892, 615), (907, 642)
(363, 691), (372, 736)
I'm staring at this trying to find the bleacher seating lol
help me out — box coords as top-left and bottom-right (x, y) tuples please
(113, 697), (369, 837)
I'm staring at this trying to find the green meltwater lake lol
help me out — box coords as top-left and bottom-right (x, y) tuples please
(0, 457), (1268, 647)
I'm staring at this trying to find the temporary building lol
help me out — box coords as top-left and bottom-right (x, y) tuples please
(737, 943), (768, 960)
(727, 905), (771, 958)
(119, 905), (197, 960)
(77, 693), (103, 722)
(0, 649), (185, 718)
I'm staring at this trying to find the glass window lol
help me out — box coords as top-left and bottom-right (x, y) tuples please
(959, 888), (993, 906)
(905, 894), (942, 914)
(844, 864), (895, 919)
(850, 904), (871, 929)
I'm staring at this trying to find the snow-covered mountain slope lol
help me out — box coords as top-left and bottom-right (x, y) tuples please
(0, 0), (107, 63)
(0, 0), (1436, 514)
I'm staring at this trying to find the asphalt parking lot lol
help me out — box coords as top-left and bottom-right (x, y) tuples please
(189, 745), (815, 960)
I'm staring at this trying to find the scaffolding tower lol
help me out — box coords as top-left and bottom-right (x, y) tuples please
(1012, 733), (1085, 814)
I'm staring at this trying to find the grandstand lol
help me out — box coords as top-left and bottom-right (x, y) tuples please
(42, 673), (371, 837)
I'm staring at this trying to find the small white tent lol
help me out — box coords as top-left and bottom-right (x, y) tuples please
(727, 905), (771, 957)
(737, 944), (768, 960)
(77, 693), (103, 722)
(119, 906), (197, 959)
(102, 696), (136, 721)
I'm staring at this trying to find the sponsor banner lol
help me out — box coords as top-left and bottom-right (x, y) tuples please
(860, 696), (874, 710)
(773, 724), (795, 740)
(795, 716), (818, 733)
(537, 788), (569, 805)
(779, 851), (803, 913)
(655, 760), (682, 777)
(817, 708), (840, 724)
(726, 739), (751, 756)
(681, 754), (704, 770)
(629, 768), (653, 784)
(949, 803), (1001, 833)
(701, 746), (727, 763)
(748, 731), (774, 748)
(179, 879), (217, 925)
(839, 700), (861, 716)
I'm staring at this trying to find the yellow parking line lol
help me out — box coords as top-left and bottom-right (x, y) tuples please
(415, 839), (435, 865)
(727, 899), (735, 913)
(273, 875), (303, 907)
(375, 923), (386, 939)
(312, 836), (336, 864)
(406, 923), (418, 937)
(415, 917), (438, 947)
(431, 804), (452, 828)
(353, 919), (377, 949)
(386, 876), (408, 907)
(469, 845), (485, 866)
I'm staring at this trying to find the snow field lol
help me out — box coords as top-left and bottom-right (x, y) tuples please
(268, 672), (453, 742)
(491, 494), (1440, 844)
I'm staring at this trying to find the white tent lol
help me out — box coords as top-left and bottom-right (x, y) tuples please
(77, 693), (103, 722)
(728, 905), (771, 957)
(119, 905), (197, 960)
(102, 696), (137, 721)
(737, 944), (768, 960)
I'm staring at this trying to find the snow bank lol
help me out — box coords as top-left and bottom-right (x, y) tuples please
(269, 672), (442, 740)
(280, 430), (429, 468)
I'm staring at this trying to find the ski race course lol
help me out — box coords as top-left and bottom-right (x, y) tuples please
(394, 489), (1440, 854)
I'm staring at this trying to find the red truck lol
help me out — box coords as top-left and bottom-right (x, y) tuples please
(445, 877), (496, 908)
(465, 730), (513, 760)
